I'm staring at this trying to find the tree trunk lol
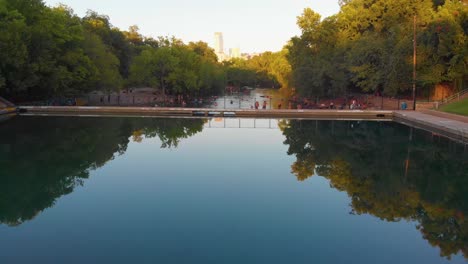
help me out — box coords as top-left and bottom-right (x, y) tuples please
(160, 78), (166, 105)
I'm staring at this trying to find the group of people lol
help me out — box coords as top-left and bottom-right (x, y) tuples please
(151, 94), (367, 110)
(349, 100), (366, 110)
(254, 101), (268, 109)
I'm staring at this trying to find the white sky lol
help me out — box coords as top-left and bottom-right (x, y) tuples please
(43, 0), (341, 53)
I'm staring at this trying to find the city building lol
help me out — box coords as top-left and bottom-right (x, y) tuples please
(214, 32), (224, 54)
(229, 48), (241, 59)
(212, 32), (246, 61)
(241, 52), (260, 60)
(214, 32), (228, 61)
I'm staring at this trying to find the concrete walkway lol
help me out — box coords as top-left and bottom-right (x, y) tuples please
(394, 111), (468, 143)
(18, 106), (394, 120)
(420, 109), (468, 124)
(0, 97), (17, 118)
(11, 105), (468, 144)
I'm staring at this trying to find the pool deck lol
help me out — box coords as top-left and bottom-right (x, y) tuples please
(394, 111), (468, 143)
(0, 106), (17, 122)
(11, 106), (468, 144)
(18, 106), (394, 120)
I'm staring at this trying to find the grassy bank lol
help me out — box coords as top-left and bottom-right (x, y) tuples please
(440, 98), (468, 116)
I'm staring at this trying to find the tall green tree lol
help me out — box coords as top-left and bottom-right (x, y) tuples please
(129, 47), (179, 96)
(83, 31), (123, 92)
(288, 0), (467, 99)
(289, 9), (347, 99)
(188, 41), (218, 63)
(169, 45), (201, 94)
(83, 11), (134, 79)
(0, 3), (28, 94)
(417, 1), (468, 90)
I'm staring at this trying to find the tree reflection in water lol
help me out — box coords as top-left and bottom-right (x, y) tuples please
(0, 116), (205, 226)
(282, 120), (468, 259)
(1, 117), (468, 259)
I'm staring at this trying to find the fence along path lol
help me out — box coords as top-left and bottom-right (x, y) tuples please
(0, 97), (15, 108)
(438, 88), (468, 108)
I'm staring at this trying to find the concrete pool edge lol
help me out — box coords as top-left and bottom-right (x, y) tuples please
(13, 106), (468, 144)
(393, 111), (468, 144)
(18, 106), (393, 119)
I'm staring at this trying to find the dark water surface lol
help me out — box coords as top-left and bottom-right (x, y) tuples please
(1, 116), (467, 263)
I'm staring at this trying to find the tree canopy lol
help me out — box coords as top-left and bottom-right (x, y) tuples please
(0, 0), (293, 101)
(288, 0), (467, 99)
(1, 0), (466, 101)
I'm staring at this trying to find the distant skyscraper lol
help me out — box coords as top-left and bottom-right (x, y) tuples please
(229, 48), (241, 59)
(213, 32), (228, 61)
(214, 32), (224, 54)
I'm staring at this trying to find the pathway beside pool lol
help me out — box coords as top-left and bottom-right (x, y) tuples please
(394, 111), (468, 143)
(6, 105), (468, 144)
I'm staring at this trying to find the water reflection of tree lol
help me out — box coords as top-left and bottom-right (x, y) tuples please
(282, 120), (468, 259)
(141, 118), (204, 148)
(0, 116), (205, 226)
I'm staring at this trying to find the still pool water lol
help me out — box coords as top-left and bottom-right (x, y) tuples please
(1, 116), (467, 263)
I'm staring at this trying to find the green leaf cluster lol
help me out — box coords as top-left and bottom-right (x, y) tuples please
(0, 0), (295, 100)
(0, 0), (229, 100)
(288, 0), (467, 98)
(223, 50), (291, 90)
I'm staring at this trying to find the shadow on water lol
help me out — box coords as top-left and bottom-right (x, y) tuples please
(1, 117), (468, 259)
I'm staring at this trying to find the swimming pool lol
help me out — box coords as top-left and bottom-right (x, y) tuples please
(0, 116), (467, 263)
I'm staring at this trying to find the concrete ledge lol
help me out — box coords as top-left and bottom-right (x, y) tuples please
(0, 107), (17, 116)
(19, 106), (393, 120)
(20, 106), (192, 117)
(0, 97), (15, 108)
(394, 111), (468, 144)
(419, 109), (468, 124)
(14, 106), (468, 144)
(0, 107), (17, 123)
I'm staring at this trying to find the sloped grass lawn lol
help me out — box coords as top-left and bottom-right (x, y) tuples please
(440, 98), (468, 116)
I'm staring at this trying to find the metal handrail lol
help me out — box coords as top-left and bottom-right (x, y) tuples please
(441, 89), (468, 104)
(0, 96), (15, 107)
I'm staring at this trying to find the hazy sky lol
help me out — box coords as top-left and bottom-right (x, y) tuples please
(43, 0), (340, 53)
